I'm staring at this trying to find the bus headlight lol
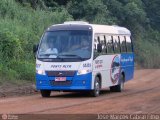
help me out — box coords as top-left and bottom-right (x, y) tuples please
(36, 70), (46, 75)
(77, 69), (91, 75)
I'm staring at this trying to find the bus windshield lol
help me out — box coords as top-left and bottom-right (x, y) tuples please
(37, 30), (92, 62)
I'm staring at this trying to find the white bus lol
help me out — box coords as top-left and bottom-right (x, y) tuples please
(33, 21), (134, 97)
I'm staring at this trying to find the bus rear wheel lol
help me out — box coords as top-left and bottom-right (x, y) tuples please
(110, 74), (124, 92)
(90, 77), (100, 97)
(40, 90), (51, 97)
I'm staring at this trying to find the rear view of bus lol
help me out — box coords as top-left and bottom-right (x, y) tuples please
(33, 21), (134, 97)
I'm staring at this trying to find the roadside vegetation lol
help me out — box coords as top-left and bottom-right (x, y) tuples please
(0, 0), (160, 83)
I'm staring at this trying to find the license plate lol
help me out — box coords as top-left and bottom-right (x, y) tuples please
(55, 77), (66, 81)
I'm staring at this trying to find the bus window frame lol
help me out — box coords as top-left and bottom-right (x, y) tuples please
(93, 33), (133, 58)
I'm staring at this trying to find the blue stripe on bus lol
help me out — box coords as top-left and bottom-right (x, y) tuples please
(36, 72), (92, 90)
(120, 53), (134, 81)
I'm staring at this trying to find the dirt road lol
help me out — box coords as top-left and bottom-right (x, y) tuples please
(0, 69), (160, 115)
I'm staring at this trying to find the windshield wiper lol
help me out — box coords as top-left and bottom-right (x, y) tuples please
(39, 53), (57, 56)
(57, 54), (83, 60)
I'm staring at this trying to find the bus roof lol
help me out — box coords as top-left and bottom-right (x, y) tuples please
(91, 24), (131, 35)
(47, 21), (131, 35)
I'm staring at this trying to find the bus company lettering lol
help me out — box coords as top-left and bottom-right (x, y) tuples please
(83, 63), (91, 68)
(95, 60), (103, 69)
(51, 65), (72, 68)
(95, 60), (103, 64)
(121, 57), (133, 63)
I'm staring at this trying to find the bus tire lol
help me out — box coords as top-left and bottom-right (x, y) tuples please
(90, 77), (100, 97)
(40, 90), (51, 97)
(110, 74), (124, 92)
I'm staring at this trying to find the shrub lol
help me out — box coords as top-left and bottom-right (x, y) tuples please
(0, 29), (22, 62)
(9, 60), (35, 81)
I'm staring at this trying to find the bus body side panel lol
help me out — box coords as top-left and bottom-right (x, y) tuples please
(92, 54), (121, 89)
(120, 53), (134, 81)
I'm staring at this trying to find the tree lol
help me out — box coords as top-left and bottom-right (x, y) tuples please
(66, 0), (115, 24)
(142, 0), (160, 30)
(16, 0), (46, 10)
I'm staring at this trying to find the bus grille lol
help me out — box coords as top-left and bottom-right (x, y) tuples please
(46, 71), (76, 77)
(50, 80), (72, 86)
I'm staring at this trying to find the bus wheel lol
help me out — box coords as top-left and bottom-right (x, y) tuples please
(110, 74), (124, 92)
(90, 77), (100, 97)
(40, 90), (51, 97)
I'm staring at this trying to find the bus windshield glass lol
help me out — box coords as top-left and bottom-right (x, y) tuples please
(37, 30), (92, 61)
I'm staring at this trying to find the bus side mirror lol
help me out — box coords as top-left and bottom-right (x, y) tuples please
(97, 43), (102, 53)
(33, 44), (39, 58)
(33, 44), (38, 53)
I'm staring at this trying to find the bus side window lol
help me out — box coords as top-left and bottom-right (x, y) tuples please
(106, 36), (114, 54)
(120, 36), (127, 53)
(94, 35), (104, 53)
(97, 36), (102, 53)
(94, 35), (101, 57)
(118, 36), (121, 53)
(94, 38), (97, 51)
(113, 36), (121, 53)
(99, 35), (106, 54)
(126, 36), (132, 52)
(104, 35), (107, 53)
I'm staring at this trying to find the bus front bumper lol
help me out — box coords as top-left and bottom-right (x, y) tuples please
(36, 72), (92, 91)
